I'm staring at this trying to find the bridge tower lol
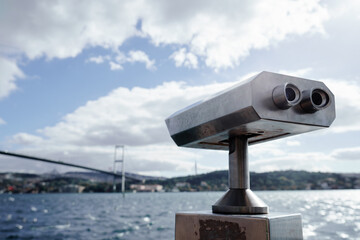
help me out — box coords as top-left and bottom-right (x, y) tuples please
(113, 145), (125, 197)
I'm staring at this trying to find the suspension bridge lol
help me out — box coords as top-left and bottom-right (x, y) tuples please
(0, 150), (141, 181)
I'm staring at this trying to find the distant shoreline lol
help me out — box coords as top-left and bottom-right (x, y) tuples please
(1, 170), (360, 194)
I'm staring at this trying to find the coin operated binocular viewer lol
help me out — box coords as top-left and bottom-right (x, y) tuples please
(166, 71), (335, 239)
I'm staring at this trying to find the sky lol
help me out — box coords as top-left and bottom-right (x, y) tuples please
(0, 0), (360, 177)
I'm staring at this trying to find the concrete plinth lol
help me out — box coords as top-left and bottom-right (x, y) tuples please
(175, 211), (303, 240)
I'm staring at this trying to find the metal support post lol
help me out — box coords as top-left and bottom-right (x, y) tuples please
(212, 136), (268, 214)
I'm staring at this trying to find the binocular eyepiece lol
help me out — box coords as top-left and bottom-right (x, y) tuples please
(273, 82), (330, 113)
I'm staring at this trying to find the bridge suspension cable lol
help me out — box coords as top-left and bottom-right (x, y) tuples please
(0, 150), (136, 180)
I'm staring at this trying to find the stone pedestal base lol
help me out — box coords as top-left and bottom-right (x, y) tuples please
(175, 211), (303, 240)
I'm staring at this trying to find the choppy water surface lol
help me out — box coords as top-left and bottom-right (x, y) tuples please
(1, 190), (359, 239)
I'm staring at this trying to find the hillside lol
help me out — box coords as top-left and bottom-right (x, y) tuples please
(1, 170), (359, 193)
(148, 170), (360, 191)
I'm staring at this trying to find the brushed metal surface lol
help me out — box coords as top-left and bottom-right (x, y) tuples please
(212, 189), (268, 214)
(165, 71), (335, 150)
(229, 136), (249, 189)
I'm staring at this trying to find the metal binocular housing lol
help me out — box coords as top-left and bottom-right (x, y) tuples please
(165, 71), (335, 214)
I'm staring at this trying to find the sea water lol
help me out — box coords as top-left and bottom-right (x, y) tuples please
(1, 190), (359, 239)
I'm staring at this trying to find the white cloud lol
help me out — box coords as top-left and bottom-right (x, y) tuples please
(87, 55), (110, 64)
(8, 80), (234, 175)
(1, 1), (328, 68)
(141, 0), (328, 70)
(24, 80), (234, 147)
(324, 79), (360, 133)
(249, 143), (360, 173)
(0, 57), (24, 99)
(170, 48), (198, 69)
(0, 1), (141, 60)
(109, 61), (123, 70)
(0, 0), (330, 100)
(286, 141), (301, 147)
(279, 68), (313, 78)
(331, 147), (360, 161)
(11, 133), (43, 145)
(0, 117), (6, 125)
(88, 51), (155, 71)
(127, 50), (156, 70)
